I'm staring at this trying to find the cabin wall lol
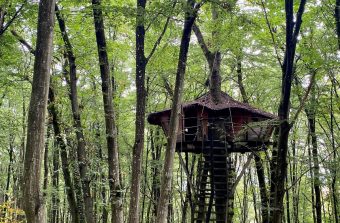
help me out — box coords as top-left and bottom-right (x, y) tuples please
(159, 108), (273, 145)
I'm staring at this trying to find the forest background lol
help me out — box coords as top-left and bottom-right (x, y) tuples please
(0, 0), (339, 222)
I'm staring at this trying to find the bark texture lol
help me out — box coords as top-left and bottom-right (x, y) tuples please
(156, 1), (198, 222)
(22, 0), (56, 222)
(92, 1), (124, 222)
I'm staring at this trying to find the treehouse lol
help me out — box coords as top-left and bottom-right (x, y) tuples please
(148, 91), (276, 153)
(148, 91), (276, 222)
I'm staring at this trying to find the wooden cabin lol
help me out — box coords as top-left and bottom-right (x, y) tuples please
(148, 92), (276, 153)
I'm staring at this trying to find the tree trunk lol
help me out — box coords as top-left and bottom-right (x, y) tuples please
(0, 6), (5, 31)
(51, 125), (60, 223)
(255, 155), (269, 223)
(22, 0), (56, 221)
(335, 0), (340, 50)
(56, 5), (95, 223)
(306, 92), (322, 223)
(92, 1), (124, 222)
(269, 1), (306, 222)
(156, 1), (198, 222)
(330, 82), (338, 223)
(48, 86), (81, 223)
(150, 129), (162, 222)
(236, 56), (269, 223)
(129, 0), (147, 222)
(209, 4), (222, 104)
(192, 4), (221, 103)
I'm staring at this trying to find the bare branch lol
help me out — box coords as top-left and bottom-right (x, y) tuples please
(146, 1), (176, 62)
(290, 70), (317, 127)
(0, 0), (27, 36)
(259, 0), (283, 68)
(231, 153), (254, 194)
(192, 23), (213, 68)
(10, 29), (35, 55)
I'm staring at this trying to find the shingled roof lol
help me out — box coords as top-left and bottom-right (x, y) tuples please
(148, 91), (276, 125)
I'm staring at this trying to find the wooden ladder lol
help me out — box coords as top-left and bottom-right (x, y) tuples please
(194, 142), (233, 223)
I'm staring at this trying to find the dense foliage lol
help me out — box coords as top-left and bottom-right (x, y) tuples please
(0, 0), (338, 222)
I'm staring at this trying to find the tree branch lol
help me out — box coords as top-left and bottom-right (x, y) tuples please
(10, 30), (35, 55)
(259, 0), (283, 68)
(146, 1), (176, 62)
(282, 0), (307, 73)
(0, 0), (26, 36)
(192, 23), (213, 67)
(231, 153), (254, 194)
(290, 69), (317, 127)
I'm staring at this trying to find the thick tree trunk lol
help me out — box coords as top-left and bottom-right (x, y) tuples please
(22, 0), (56, 222)
(48, 86), (81, 223)
(129, 0), (147, 222)
(92, 1), (124, 222)
(56, 6), (95, 223)
(209, 4), (222, 104)
(156, 1), (198, 222)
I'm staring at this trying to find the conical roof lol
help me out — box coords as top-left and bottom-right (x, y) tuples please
(148, 91), (276, 125)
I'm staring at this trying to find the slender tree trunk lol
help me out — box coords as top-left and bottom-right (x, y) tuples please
(150, 129), (162, 222)
(291, 137), (300, 223)
(0, 6), (5, 31)
(43, 124), (50, 196)
(255, 155), (269, 223)
(22, 0), (56, 221)
(335, 0), (340, 49)
(129, 1), (172, 221)
(5, 134), (14, 204)
(51, 129), (60, 223)
(250, 171), (260, 223)
(306, 104), (322, 223)
(269, 1), (306, 222)
(92, 1), (124, 222)
(330, 83), (339, 223)
(308, 135), (317, 223)
(56, 6), (95, 223)
(48, 86), (81, 223)
(156, 1), (198, 221)
(129, 0), (147, 222)
(286, 175), (291, 223)
(236, 56), (269, 223)
(241, 171), (249, 223)
(2, 133), (14, 219)
(192, 4), (221, 103)
(95, 125), (109, 223)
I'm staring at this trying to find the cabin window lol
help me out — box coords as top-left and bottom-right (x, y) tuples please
(184, 116), (198, 141)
